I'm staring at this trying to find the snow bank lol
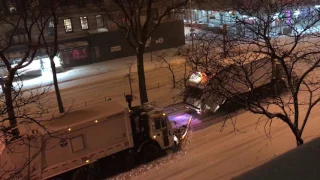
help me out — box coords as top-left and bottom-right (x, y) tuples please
(233, 137), (320, 180)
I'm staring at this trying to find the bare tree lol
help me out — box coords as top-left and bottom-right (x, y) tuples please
(155, 52), (178, 88)
(36, 0), (65, 113)
(0, 1), (63, 179)
(184, 0), (320, 146)
(0, 0), (54, 135)
(99, 0), (190, 104)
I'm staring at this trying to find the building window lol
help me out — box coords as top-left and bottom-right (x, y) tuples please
(64, 18), (73, 32)
(7, 0), (17, 14)
(96, 15), (104, 28)
(93, 0), (103, 5)
(80, 16), (89, 30)
(48, 20), (54, 35)
(77, 0), (86, 7)
(61, 0), (70, 7)
(93, 46), (100, 58)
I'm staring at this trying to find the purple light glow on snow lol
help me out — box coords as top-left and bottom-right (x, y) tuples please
(169, 113), (201, 128)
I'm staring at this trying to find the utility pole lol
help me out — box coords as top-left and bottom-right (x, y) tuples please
(126, 63), (134, 96)
(190, 0), (194, 50)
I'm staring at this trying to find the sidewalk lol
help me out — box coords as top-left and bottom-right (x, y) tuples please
(20, 48), (183, 91)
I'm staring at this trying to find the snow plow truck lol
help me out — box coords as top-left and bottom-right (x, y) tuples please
(184, 53), (297, 114)
(0, 99), (188, 180)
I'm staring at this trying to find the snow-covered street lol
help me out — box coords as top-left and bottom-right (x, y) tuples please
(107, 102), (320, 180)
(16, 44), (320, 180)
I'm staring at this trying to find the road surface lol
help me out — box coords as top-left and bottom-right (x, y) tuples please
(6, 40), (320, 180)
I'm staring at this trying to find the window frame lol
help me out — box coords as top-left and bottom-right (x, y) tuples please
(80, 16), (89, 30)
(63, 18), (73, 33)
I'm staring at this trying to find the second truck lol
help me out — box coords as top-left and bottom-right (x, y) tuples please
(184, 53), (297, 114)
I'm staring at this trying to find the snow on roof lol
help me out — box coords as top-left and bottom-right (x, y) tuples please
(233, 137), (320, 180)
(0, 101), (126, 138)
(42, 100), (126, 132)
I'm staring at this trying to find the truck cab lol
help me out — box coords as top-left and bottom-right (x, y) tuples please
(184, 72), (224, 114)
(130, 103), (175, 155)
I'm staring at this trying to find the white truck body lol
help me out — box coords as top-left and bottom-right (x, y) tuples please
(0, 101), (134, 180)
(185, 53), (277, 114)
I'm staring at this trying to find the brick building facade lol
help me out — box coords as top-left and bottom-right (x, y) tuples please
(0, 0), (185, 68)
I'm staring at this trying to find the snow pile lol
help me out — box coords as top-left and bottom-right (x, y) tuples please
(233, 137), (320, 180)
(107, 150), (187, 180)
(107, 131), (193, 180)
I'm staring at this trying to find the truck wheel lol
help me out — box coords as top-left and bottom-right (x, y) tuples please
(125, 152), (136, 170)
(141, 143), (159, 163)
(72, 167), (89, 180)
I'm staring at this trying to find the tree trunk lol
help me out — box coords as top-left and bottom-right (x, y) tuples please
(137, 50), (148, 104)
(172, 72), (176, 88)
(296, 135), (304, 146)
(3, 78), (20, 135)
(50, 58), (64, 113)
(170, 67), (176, 88)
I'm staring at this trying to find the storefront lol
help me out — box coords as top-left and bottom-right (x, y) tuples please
(58, 41), (90, 67)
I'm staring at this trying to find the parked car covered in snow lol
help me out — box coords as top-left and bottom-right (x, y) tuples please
(14, 59), (43, 77)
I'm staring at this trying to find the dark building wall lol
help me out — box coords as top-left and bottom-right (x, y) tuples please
(89, 19), (185, 63)
(4, 19), (185, 67)
(89, 31), (134, 62)
(148, 19), (185, 52)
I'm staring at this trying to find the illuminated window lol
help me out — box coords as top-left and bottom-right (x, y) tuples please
(96, 15), (104, 28)
(48, 20), (54, 35)
(9, 6), (16, 13)
(64, 18), (73, 32)
(80, 16), (89, 30)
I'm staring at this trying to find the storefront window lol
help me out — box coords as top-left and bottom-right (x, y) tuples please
(72, 48), (88, 59)
(80, 16), (89, 30)
(60, 47), (88, 65)
(94, 46), (100, 57)
(64, 18), (73, 32)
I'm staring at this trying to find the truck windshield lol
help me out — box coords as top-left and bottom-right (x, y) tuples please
(161, 117), (167, 128)
(154, 116), (167, 130)
(155, 118), (161, 130)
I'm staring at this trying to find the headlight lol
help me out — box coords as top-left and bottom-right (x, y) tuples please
(173, 135), (179, 144)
